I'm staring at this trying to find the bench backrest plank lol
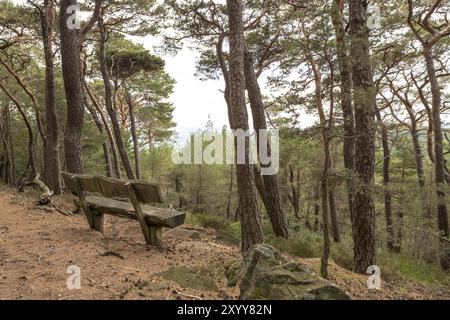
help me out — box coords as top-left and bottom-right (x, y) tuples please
(78, 175), (102, 194)
(94, 175), (129, 199)
(61, 172), (78, 195)
(62, 172), (164, 205)
(131, 181), (163, 204)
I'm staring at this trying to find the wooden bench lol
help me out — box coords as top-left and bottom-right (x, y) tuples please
(61, 172), (185, 247)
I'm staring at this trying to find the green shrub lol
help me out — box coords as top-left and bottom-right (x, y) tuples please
(330, 242), (354, 271)
(187, 213), (241, 244)
(378, 251), (450, 286)
(266, 233), (318, 258)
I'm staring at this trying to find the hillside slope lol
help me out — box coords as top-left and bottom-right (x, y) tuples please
(0, 189), (448, 300)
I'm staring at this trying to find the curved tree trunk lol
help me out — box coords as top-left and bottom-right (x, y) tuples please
(125, 89), (141, 180)
(84, 81), (121, 179)
(0, 112), (13, 186)
(244, 49), (289, 238)
(0, 82), (37, 179)
(98, 17), (135, 180)
(84, 95), (113, 177)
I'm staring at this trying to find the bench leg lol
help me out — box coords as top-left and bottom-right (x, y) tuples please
(91, 211), (104, 233)
(83, 210), (94, 229)
(145, 226), (162, 247)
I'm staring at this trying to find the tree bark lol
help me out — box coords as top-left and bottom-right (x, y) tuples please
(125, 89), (141, 180)
(388, 78), (429, 216)
(84, 80), (121, 179)
(328, 188), (340, 243)
(423, 47), (450, 270)
(287, 164), (300, 220)
(41, 0), (62, 194)
(59, 0), (84, 174)
(375, 106), (397, 252)
(302, 21), (331, 276)
(0, 108), (13, 186)
(331, 0), (355, 225)
(244, 48), (289, 238)
(314, 181), (320, 232)
(349, 0), (376, 274)
(84, 95), (112, 177)
(321, 137), (331, 279)
(226, 164), (234, 219)
(98, 17), (135, 180)
(0, 82), (36, 179)
(227, 0), (263, 252)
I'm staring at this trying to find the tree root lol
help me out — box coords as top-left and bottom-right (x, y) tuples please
(18, 173), (74, 217)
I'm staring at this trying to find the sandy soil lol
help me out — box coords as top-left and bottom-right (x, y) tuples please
(0, 190), (240, 300)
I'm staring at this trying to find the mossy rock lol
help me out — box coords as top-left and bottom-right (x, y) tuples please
(226, 244), (350, 300)
(224, 259), (241, 287)
(157, 267), (219, 292)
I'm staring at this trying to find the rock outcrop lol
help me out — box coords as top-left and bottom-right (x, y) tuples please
(225, 244), (350, 300)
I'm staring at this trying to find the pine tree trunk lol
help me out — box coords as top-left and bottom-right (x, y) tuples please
(125, 89), (141, 180)
(314, 181), (320, 232)
(84, 81), (121, 179)
(410, 121), (429, 217)
(84, 95), (113, 177)
(227, 0), (263, 252)
(0, 110), (13, 186)
(349, 0), (376, 273)
(328, 188), (340, 243)
(98, 18), (135, 180)
(375, 107), (396, 251)
(0, 83), (36, 180)
(226, 164), (234, 219)
(423, 47), (450, 270)
(59, 0), (84, 174)
(244, 49), (289, 238)
(331, 0), (355, 225)
(321, 136), (331, 278)
(287, 164), (300, 220)
(41, 0), (62, 194)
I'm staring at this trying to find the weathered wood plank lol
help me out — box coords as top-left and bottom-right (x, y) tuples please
(148, 226), (162, 247)
(77, 175), (101, 193)
(131, 181), (163, 204)
(62, 172), (95, 228)
(95, 175), (129, 198)
(125, 182), (152, 244)
(91, 211), (104, 233)
(61, 172), (78, 195)
(73, 196), (185, 228)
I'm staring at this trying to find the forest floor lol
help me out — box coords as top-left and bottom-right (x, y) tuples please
(0, 188), (448, 300)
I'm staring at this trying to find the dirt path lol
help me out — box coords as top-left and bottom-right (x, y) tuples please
(0, 190), (239, 300)
(0, 189), (448, 300)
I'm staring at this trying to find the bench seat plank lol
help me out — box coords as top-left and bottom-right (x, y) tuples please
(74, 196), (185, 228)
